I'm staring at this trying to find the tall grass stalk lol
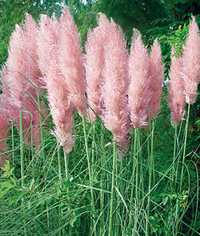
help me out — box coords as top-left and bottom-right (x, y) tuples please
(127, 128), (138, 233)
(19, 108), (27, 236)
(38, 93), (45, 160)
(11, 120), (15, 170)
(1, 97), (199, 236)
(147, 121), (155, 235)
(175, 102), (191, 236)
(180, 102), (190, 191)
(19, 108), (24, 188)
(57, 145), (62, 181)
(82, 114), (96, 235)
(63, 149), (73, 235)
(172, 124), (177, 187)
(133, 129), (140, 234)
(100, 124), (105, 236)
(108, 141), (117, 236)
(63, 148), (68, 178)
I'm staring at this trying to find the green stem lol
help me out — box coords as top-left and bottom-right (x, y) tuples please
(64, 149), (68, 178)
(11, 120), (15, 172)
(147, 122), (154, 235)
(175, 103), (190, 236)
(63, 149), (73, 235)
(57, 146), (62, 236)
(108, 141), (117, 236)
(38, 94), (45, 160)
(100, 125), (104, 236)
(38, 94), (49, 228)
(20, 108), (27, 236)
(172, 124), (177, 188)
(92, 123), (97, 236)
(20, 108), (24, 188)
(133, 129), (140, 234)
(180, 103), (190, 191)
(57, 146), (62, 181)
(82, 115), (95, 235)
(128, 128), (137, 231)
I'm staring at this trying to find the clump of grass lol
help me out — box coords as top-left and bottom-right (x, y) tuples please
(1, 105), (199, 236)
(0, 7), (200, 236)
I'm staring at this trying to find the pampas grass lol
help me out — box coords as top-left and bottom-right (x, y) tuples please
(0, 9), (199, 236)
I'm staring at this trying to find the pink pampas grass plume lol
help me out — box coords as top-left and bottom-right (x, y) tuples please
(59, 5), (86, 116)
(0, 108), (10, 170)
(23, 13), (44, 93)
(37, 14), (74, 153)
(128, 31), (151, 128)
(182, 15), (200, 104)
(148, 38), (163, 121)
(4, 24), (27, 109)
(21, 13), (47, 146)
(85, 21), (105, 122)
(37, 15), (54, 76)
(1, 24), (31, 138)
(102, 16), (129, 152)
(168, 47), (186, 127)
(2, 15), (46, 147)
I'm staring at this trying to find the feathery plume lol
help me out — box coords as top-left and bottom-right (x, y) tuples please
(168, 47), (186, 127)
(148, 38), (163, 121)
(4, 24), (27, 109)
(85, 18), (105, 122)
(22, 13), (47, 146)
(23, 13), (44, 92)
(59, 5), (86, 116)
(37, 14), (74, 153)
(128, 31), (151, 128)
(182, 15), (200, 104)
(102, 16), (129, 152)
(2, 15), (47, 147)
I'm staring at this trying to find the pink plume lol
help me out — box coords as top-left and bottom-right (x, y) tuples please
(4, 24), (27, 109)
(21, 14), (47, 146)
(85, 20), (105, 122)
(148, 38), (163, 121)
(102, 16), (129, 151)
(37, 14), (74, 153)
(59, 5), (86, 116)
(23, 13), (44, 93)
(128, 31), (151, 128)
(2, 15), (47, 147)
(168, 47), (186, 126)
(182, 16), (200, 104)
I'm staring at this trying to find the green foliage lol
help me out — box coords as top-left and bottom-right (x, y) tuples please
(0, 105), (199, 235)
(92, 0), (167, 45)
(159, 23), (189, 56)
(0, 1), (200, 235)
(0, 0), (63, 67)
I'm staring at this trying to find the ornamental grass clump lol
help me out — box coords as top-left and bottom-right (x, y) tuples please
(0, 6), (200, 236)
(37, 14), (74, 153)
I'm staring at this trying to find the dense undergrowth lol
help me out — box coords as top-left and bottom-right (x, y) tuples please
(0, 100), (199, 235)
